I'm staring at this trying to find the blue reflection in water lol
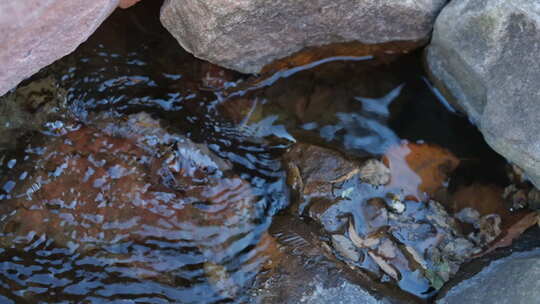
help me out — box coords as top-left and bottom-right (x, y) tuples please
(315, 84), (404, 155)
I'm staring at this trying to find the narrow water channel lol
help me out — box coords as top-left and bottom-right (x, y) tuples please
(0, 2), (537, 304)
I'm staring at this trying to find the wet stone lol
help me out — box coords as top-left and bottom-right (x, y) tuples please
(250, 215), (419, 304)
(283, 141), (503, 297)
(358, 159), (391, 187)
(0, 76), (68, 150)
(160, 0), (446, 73)
(332, 234), (360, 262)
(0, 113), (255, 247)
(0, 113), (268, 301)
(283, 143), (361, 213)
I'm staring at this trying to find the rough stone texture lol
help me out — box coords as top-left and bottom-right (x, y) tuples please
(0, 0), (119, 96)
(438, 251), (540, 304)
(426, 0), (540, 187)
(160, 0), (448, 74)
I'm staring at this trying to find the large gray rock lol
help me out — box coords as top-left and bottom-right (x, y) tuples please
(160, 0), (448, 74)
(0, 0), (119, 97)
(426, 0), (540, 187)
(438, 251), (540, 304)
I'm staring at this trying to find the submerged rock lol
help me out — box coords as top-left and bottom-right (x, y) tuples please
(0, 76), (68, 150)
(250, 215), (418, 304)
(0, 0), (119, 96)
(282, 142), (518, 296)
(160, 0), (448, 73)
(425, 0), (540, 188)
(0, 113), (258, 287)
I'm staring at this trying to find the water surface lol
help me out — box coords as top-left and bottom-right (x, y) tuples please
(0, 1), (521, 303)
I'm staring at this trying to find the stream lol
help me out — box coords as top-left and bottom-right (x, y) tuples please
(0, 2), (538, 304)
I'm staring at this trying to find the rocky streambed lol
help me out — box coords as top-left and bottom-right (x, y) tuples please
(1, 0), (540, 303)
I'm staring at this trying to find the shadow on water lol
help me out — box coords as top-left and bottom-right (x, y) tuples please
(0, 0), (528, 303)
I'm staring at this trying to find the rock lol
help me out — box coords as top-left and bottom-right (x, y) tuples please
(250, 215), (417, 304)
(0, 113), (255, 255)
(0, 0), (119, 96)
(358, 159), (391, 187)
(0, 75), (68, 150)
(282, 142), (484, 295)
(283, 143), (359, 204)
(282, 141), (538, 295)
(438, 251), (540, 304)
(332, 234), (360, 262)
(0, 112), (267, 300)
(425, 0), (540, 188)
(160, 0), (448, 73)
(253, 251), (390, 304)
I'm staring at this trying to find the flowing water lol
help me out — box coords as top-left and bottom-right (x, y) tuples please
(0, 2), (535, 303)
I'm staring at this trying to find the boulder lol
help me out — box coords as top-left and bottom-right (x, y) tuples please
(0, 0), (119, 96)
(425, 0), (540, 187)
(438, 251), (540, 304)
(160, 0), (448, 74)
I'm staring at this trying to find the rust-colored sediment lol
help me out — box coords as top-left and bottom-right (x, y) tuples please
(261, 40), (427, 74)
(119, 0), (142, 9)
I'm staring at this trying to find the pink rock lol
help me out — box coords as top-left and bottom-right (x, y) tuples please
(0, 0), (119, 96)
